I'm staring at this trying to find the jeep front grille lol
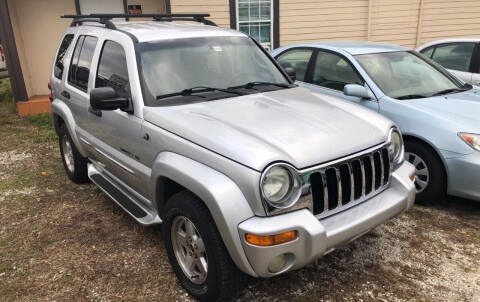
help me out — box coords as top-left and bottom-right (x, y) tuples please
(308, 147), (392, 216)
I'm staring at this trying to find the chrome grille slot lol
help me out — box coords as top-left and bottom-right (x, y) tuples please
(309, 146), (392, 216)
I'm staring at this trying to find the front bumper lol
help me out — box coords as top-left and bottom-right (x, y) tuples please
(445, 151), (480, 201)
(238, 161), (415, 277)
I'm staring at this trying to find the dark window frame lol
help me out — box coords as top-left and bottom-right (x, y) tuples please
(68, 35), (98, 92)
(275, 47), (317, 82)
(54, 34), (75, 80)
(307, 48), (366, 92)
(425, 42), (478, 73)
(95, 39), (132, 98)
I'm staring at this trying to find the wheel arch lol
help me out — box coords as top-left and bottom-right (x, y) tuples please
(150, 151), (257, 277)
(51, 100), (88, 157)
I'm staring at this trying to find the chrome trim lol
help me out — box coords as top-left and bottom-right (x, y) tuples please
(94, 147), (135, 175)
(359, 159), (366, 196)
(335, 168), (342, 207)
(379, 151), (385, 186)
(348, 162), (354, 201)
(79, 137), (91, 146)
(321, 171), (328, 211)
(370, 154), (375, 192)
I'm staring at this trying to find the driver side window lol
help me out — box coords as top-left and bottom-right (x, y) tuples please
(276, 49), (313, 82)
(312, 50), (363, 91)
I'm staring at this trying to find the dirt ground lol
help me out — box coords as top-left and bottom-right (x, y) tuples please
(0, 81), (479, 301)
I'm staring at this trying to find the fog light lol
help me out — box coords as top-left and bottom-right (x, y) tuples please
(268, 254), (287, 273)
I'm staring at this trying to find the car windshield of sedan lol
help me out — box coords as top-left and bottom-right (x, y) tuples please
(355, 51), (468, 99)
(138, 36), (289, 105)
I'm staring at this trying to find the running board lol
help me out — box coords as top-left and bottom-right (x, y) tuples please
(88, 163), (162, 225)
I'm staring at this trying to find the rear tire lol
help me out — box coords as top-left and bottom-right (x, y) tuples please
(162, 191), (246, 301)
(58, 124), (89, 183)
(404, 140), (446, 203)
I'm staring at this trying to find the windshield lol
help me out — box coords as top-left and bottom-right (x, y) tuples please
(137, 36), (289, 105)
(355, 51), (466, 99)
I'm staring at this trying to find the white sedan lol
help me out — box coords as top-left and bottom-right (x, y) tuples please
(416, 38), (480, 85)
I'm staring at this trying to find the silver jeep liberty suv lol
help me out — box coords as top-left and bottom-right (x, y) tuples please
(50, 13), (416, 301)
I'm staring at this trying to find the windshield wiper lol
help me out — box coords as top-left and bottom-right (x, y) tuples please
(430, 85), (472, 97)
(396, 94), (429, 100)
(156, 86), (244, 100)
(228, 81), (293, 90)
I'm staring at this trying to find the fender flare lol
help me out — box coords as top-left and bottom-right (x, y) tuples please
(51, 99), (88, 157)
(150, 152), (257, 277)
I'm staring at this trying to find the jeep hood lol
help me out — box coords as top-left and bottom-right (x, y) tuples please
(144, 87), (393, 171)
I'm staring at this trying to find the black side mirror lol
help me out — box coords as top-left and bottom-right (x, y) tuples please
(90, 87), (130, 111)
(284, 67), (296, 82)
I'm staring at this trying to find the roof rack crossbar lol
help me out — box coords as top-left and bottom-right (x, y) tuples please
(61, 14), (216, 27)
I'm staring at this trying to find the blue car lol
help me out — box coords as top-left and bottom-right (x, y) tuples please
(271, 42), (480, 202)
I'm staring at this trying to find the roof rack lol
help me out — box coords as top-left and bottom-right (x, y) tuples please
(61, 14), (217, 28)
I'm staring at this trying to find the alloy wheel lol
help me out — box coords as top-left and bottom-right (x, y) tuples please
(405, 151), (430, 193)
(171, 216), (208, 284)
(62, 135), (75, 173)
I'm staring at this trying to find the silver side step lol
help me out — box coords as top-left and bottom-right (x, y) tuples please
(87, 163), (162, 225)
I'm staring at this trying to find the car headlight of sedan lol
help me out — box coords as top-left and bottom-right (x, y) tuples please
(458, 133), (480, 151)
(388, 127), (404, 166)
(260, 164), (302, 210)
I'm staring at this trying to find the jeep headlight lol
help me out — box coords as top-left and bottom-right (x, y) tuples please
(389, 127), (404, 165)
(260, 164), (301, 209)
(459, 133), (480, 151)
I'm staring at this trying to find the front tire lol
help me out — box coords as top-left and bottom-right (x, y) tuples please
(163, 191), (246, 301)
(405, 140), (446, 203)
(58, 124), (89, 183)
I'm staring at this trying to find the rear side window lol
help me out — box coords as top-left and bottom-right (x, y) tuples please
(96, 41), (130, 98)
(68, 35), (98, 91)
(431, 43), (475, 72)
(54, 34), (74, 79)
(276, 49), (313, 82)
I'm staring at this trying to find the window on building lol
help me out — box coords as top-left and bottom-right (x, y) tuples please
(276, 49), (313, 82)
(312, 51), (363, 91)
(96, 41), (131, 98)
(431, 43), (476, 72)
(237, 0), (273, 50)
(68, 35), (98, 92)
(54, 34), (74, 79)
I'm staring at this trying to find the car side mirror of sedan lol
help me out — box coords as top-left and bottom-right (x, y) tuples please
(284, 67), (296, 82)
(344, 84), (374, 100)
(90, 87), (130, 112)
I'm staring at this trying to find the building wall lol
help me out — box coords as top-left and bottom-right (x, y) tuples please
(171, 0), (480, 49)
(170, 0), (231, 28)
(8, 0), (76, 98)
(7, 0), (166, 98)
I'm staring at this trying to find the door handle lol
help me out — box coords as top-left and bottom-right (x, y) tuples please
(61, 91), (70, 99)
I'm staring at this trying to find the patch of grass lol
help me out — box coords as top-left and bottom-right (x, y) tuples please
(27, 113), (56, 143)
(0, 78), (17, 119)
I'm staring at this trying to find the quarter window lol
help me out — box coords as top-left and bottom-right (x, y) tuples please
(96, 41), (130, 98)
(430, 43), (475, 72)
(420, 46), (434, 59)
(54, 34), (74, 79)
(68, 35), (98, 91)
(312, 51), (363, 91)
(276, 49), (313, 82)
(237, 0), (273, 50)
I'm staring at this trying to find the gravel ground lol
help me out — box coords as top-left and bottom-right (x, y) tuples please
(0, 98), (479, 301)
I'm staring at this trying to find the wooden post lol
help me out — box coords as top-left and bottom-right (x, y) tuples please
(416, 0), (424, 47)
(367, 0), (373, 41)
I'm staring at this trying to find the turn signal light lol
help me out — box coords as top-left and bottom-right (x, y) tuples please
(410, 174), (415, 182)
(245, 231), (298, 246)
